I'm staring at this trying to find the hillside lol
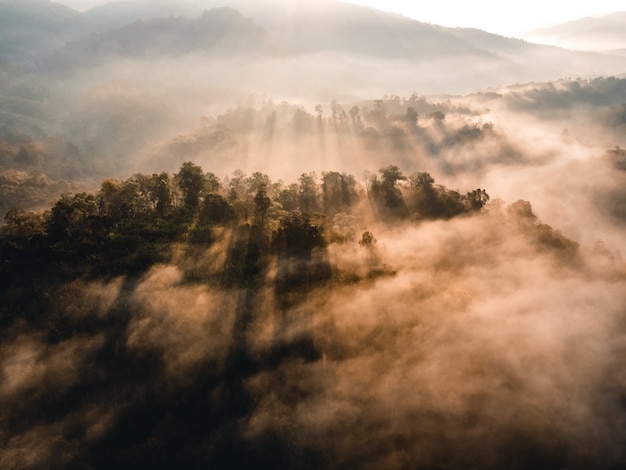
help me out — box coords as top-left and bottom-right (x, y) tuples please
(1, 0), (625, 92)
(1, 160), (607, 469)
(527, 11), (626, 50)
(2, 2), (626, 469)
(0, 0), (86, 62)
(218, 0), (487, 59)
(44, 7), (286, 71)
(82, 0), (199, 30)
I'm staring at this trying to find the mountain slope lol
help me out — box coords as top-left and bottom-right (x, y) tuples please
(527, 11), (626, 50)
(184, 0), (626, 87)
(44, 7), (287, 71)
(0, 0), (86, 62)
(195, 0), (492, 60)
(82, 0), (200, 31)
(1, 0), (626, 102)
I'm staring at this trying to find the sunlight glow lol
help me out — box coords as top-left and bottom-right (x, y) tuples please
(55, 0), (626, 38)
(340, 0), (626, 37)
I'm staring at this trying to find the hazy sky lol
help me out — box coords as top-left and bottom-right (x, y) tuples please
(342, 0), (626, 35)
(56, 0), (626, 36)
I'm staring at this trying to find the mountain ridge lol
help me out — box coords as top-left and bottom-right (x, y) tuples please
(0, 1), (625, 98)
(527, 10), (626, 50)
(54, 7), (287, 65)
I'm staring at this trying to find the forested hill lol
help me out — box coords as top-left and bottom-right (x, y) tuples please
(1, 163), (490, 283)
(44, 7), (287, 72)
(1, 160), (604, 469)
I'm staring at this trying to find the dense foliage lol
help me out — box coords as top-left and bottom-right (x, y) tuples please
(1, 161), (488, 281)
(1, 163), (615, 470)
(0, 162), (495, 467)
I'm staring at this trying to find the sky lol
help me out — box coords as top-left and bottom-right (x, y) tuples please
(55, 0), (626, 37)
(341, 0), (626, 36)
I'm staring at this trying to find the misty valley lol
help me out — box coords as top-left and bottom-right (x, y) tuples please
(2, 0), (626, 469)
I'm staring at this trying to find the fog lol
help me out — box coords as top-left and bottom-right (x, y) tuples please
(3, 188), (626, 467)
(2, 1), (626, 468)
(4, 89), (626, 466)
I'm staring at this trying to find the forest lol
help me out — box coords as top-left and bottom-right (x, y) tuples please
(1, 162), (490, 309)
(2, 79), (626, 468)
(2, 1), (626, 468)
(3, 158), (617, 469)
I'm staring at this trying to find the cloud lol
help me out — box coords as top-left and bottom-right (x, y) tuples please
(127, 264), (237, 378)
(240, 210), (626, 468)
(3, 62), (626, 468)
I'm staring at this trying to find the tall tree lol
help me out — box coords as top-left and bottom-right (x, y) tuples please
(368, 165), (409, 221)
(322, 171), (358, 216)
(254, 188), (271, 226)
(148, 172), (173, 217)
(298, 172), (319, 214)
(175, 162), (205, 209)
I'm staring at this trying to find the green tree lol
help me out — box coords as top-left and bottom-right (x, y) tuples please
(369, 166), (409, 221)
(408, 172), (486, 219)
(322, 171), (358, 216)
(175, 162), (205, 209)
(148, 172), (173, 217)
(359, 230), (377, 248)
(247, 172), (271, 195)
(273, 211), (330, 295)
(463, 188), (490, 211)
(227, 169), (247, 201)
(380, 165), (406, 187)
(408, 171), (439, 219)
(97, 176), (146, 218)
(274, 212), (326, 259)
(200, 193), (236, 226)
(204, 172), (223, 194)
(278, 185), (298, 212)
(48, 193), (98, 240)
(118, 178), (142, 217)
(254, 188), (271, 225)
(298, 172), (319, 214)
(2, 208), (47, 239)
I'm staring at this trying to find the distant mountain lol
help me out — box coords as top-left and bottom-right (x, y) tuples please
(0, 0), (85, 62)
(44, 7), (287, 71)
(527, 11), (626, 50)
(194, 0), (491, 60)
(186, 0), (626, 85)
(82, 0), (200, 31)
(447, 28), (533, 55)
(1, 0), (626, 99)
